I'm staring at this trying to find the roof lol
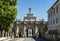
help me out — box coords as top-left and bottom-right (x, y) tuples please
(47, 0), (59, 12)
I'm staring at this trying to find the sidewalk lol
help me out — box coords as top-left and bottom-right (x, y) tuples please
(0, 37), (10, 41)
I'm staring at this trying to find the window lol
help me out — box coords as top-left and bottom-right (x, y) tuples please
(56, 5), (58, 13)
(53, 19), (55, 24)
(48, 13), (50, 19)
(56, 18), (58, 24)
(51, 20), (52, 24)
(51, 11), (52, 17)
(53, 8), (55, 15)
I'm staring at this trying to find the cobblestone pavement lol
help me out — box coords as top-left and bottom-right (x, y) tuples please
(1, 38), (35, 41)
(1, 37), (48, 41)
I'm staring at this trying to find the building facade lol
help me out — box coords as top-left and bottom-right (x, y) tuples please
(12, 8), (47, 38)
(47, 0), (60, 39)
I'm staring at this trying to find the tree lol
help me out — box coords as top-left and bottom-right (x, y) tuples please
(0, 0), (17, 37)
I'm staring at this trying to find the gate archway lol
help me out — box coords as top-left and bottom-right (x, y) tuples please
(26, 29), (33, 37)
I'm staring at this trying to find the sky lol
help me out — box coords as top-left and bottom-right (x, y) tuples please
(16, 0), (57, 21)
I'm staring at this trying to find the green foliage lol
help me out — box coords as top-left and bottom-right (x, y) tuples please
(0, 0), (17, 31)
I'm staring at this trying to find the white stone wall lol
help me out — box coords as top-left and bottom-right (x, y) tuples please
(48, 1), (60, 32)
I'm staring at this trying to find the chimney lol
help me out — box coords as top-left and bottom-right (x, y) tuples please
(57, 0), (59, 1)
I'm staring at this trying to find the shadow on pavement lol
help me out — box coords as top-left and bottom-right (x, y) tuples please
(33, 37), (49, 41)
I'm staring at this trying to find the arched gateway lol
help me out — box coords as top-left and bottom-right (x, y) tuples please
(12, 8), (47, 38)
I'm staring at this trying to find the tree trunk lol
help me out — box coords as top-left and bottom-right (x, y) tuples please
(7, 31), (9, 37)
(5, 31), (7, 37)
(1, 30), (5, 37)
(0, 30), (1, 37)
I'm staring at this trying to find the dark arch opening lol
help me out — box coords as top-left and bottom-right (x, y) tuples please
(19, 32), (21, 37)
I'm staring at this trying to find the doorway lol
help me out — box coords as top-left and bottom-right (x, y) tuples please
(27, 29), (33, 37)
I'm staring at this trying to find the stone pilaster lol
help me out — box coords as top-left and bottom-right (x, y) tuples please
(16, 26), (19, 37)
(24, 25), (26, 37)
(35, 25), (38, 37)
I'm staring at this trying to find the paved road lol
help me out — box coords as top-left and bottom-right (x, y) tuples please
(1, 37), (48, 41)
